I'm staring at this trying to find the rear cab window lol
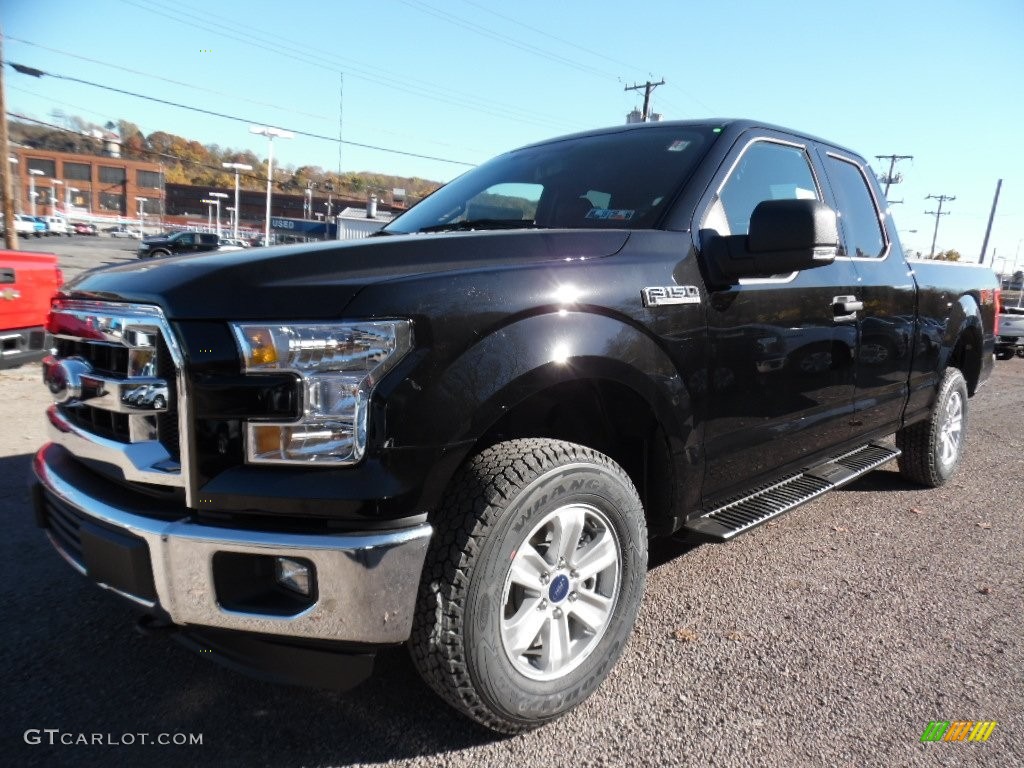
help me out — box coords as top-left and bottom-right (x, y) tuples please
(823, 155), (886, 259)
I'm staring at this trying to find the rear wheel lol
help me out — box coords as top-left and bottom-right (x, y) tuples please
(410, 438), (647, 733)
(896, 367), (968, 487)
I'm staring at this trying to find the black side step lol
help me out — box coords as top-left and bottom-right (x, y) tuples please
(683, 442), (900, 541)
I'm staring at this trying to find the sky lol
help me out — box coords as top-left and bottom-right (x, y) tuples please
(5, 0), (1023, 268)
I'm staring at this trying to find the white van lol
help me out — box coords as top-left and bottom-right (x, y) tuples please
(42, 216), (70, 236)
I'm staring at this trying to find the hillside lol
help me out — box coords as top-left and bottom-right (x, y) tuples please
(11, 116), (443, 204)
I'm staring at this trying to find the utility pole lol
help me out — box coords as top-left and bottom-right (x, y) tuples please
(978, 179), (1002, 265)
(624, 79), (665, 121)
(925, 194), (955, 259)
(0, 26), (18, 249)
(875, 154), (913, 198)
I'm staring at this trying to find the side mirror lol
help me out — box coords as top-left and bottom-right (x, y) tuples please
(704, 199), (839, 282)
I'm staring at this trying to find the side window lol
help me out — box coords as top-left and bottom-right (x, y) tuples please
(825, 156), (885, 258)
(705, 141), (819, 236)
(179, 233), (195, 246)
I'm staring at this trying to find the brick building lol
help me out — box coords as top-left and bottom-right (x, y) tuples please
(10, 146), (164, 219)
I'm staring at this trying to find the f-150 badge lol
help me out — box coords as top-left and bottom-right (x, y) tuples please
(642, 286), (700, 307)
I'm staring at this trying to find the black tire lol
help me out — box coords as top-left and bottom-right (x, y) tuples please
(410, 438), (647, 733)
(151, 395), (166, 410)
(995, 349), (1014, 361)
(896, 367), (968, 487)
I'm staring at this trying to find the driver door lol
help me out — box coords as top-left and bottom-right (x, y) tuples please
(698, 134), (860, 502)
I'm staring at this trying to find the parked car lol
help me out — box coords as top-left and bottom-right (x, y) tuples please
(137, 231), (220, 258)
(217, 237), (249, 250)
(122, 383), (168, 410)
(41, 216), (71, 236)
(1, 215), (34, 237)
(0, 249), (62, 369)
(33, 118), (998, 734)
(16, 214), (45, 237)
(995, 305), (1024, 360)
(72, 222), (98, 236)
(107, 225), (140, 239)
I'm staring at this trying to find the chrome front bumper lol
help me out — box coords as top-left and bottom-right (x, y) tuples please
(34, 443), (432, 644)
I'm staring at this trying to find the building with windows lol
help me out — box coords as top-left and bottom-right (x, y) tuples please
(9, 146), (164, 219)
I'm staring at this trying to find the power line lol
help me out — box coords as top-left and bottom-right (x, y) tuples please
(396, 0), (615, 79)
(8, 62), (477, 166)
(9, 112), (431, 203)
(119, 0), (581, 133)
(458, 0), (650, 77)
(6, 36), (332, 123)
(9, 112), (267, 182)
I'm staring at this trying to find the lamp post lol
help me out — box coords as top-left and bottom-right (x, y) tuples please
(208, 192), (229, 237)
(136, 197), (148, 238)
(222, 162), (253, 240)
(29, 169), (44, 217)
(226, 206), (235, 236)
(7, 157), (18, 215)
(66, 186), (79, 214)
(201, 198), (216, 232)
(249, 126), (294, 245)
(52, 179), (63, 215)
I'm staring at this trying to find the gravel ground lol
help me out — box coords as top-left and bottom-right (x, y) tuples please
(1, 244), (1021, 766)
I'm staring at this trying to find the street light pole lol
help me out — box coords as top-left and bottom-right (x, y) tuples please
(66, 186), (78, 214)
(249, 126), (294, 246)
(28, 168), (44, 217)
(222, 162), (253, 240)
(52, 179), (62, 215)
(201, 198), (215, 232)
(136, 196), (147, 238)
(208, 192), (228, 237)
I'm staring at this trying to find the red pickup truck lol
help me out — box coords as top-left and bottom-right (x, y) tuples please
(0, 250), (62, 369)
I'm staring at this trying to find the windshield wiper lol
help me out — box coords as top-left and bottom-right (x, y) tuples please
(416, 219), (545, 234)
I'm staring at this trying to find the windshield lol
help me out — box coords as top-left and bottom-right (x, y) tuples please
(385, 125), (717, 234)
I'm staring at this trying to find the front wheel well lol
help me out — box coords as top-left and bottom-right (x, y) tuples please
(470, 379), (677, 535)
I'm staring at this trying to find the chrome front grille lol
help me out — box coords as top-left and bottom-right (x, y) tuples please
(42, 300), (191, 503)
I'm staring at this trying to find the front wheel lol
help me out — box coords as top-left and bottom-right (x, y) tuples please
(410, 438), (647, 733)
(896, 367), (968, 487)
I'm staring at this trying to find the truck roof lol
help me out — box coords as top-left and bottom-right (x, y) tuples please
(516, 118), (867, 165)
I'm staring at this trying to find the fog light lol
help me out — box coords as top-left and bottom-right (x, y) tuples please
(274, 557), (312, 596)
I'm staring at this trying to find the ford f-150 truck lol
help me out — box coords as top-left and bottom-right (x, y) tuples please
(33, 120), (997, 733)
(0, 249), (61, 369)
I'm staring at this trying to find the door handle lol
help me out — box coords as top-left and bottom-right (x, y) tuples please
(832, 295), (862, 322)
(832, 295), (863, 314)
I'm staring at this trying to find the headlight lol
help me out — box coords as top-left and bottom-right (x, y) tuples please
(230, 320), (413, 465)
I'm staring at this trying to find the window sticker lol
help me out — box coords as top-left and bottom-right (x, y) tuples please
(667, 139), (691, 152)
(585, 208), (635, 221)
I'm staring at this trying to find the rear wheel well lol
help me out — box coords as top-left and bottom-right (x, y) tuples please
(470, 379), (676, 535)
(949, 324), (983, 394)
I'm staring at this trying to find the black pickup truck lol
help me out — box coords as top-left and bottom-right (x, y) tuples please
(34, 119), (997, 733)
(137, 230), (220, 259)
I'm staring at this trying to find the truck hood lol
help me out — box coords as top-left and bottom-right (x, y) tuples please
(62, 229), (630, 320)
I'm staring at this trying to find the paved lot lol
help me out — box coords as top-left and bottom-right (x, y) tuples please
(1, 256), (1021, 765)
(12, 234), (141, 282)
